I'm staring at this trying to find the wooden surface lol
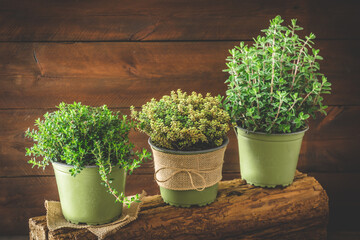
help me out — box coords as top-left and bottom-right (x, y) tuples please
(0, 41), (358, 108)
(0, 0), (358, 41)
(6, 231), (360, 240)
(29, 172), (329, 240)
(0, 0), (359, 235)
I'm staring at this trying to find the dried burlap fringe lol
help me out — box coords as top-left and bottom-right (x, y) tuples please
(151, 145), (227, 191)
(45, 190), (146, 240)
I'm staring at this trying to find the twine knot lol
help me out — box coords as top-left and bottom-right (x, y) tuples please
(154, 163), (223, 191)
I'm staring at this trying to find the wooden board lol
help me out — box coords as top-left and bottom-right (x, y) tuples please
(0, 40), (358, 109)
(1, 172), (359, 235)
(0, 0), (358, 41)
(1, 106), (359, 177)
(28, 172), (329, 240)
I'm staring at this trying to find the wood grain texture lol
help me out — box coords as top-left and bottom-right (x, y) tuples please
(0, 0), (358, 235)
(2, 172), (358, 235)
(0, 40), (358, 109)
(0, 0), (358, 41)
(1, 106), (358, 177)
(28, 172), (329, 240)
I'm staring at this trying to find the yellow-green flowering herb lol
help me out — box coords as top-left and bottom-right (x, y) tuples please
(224, 16), (331, 133)
(131, 90), (230, 151)
(26, 102), (151, 206)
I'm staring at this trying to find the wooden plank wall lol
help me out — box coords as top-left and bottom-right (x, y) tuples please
(0, 0), (359, 235)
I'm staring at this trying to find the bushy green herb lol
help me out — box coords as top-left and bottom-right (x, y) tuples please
(25, 102), (151, 206)
(224, 16), (331, 133)
(131, 89), (230, 151)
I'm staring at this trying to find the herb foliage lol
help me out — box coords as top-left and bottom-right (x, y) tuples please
(131, 90), (230, 151)
(224, 16), (331, 133)
(25, 102), (151, 206)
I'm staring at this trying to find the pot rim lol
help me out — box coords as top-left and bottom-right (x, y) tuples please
(148, 136), (229, 155)
(235, 125), (309, 136)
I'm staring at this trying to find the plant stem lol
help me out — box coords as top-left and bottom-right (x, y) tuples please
(270, 29), (276, 100)
(288, 99), (298, 112)
(270, 99), (283, 129)
(298, 90), (314, 109)
(102, 169), (121, 201)
(291, 38), (310, 90)
(279, 38), (287, 78)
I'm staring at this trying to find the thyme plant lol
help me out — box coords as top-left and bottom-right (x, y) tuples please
(25, 102), (151, 206)
(224, 15), (331, 133)
(131, 89), (230, 151)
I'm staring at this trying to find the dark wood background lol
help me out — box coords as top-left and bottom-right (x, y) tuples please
(0, 0), (359, 235)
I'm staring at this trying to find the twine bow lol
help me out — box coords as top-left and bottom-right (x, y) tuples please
(154, 163), (223, 191)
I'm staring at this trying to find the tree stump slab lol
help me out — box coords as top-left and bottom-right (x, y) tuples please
(29, 171), (329, 240)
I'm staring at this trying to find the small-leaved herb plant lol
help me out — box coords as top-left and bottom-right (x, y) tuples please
(224, 15), (331, 133)
(25, 102), (151, 206)
(131, 89), (230, 151)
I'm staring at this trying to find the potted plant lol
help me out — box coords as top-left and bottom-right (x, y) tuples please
(131, 90), (230, 207)
(25, 102), (151, 225)
(224, 16), (331, 187)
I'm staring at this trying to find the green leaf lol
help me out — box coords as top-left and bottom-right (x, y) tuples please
(223, 15), (331, 133)
(25, 102), (151, 204)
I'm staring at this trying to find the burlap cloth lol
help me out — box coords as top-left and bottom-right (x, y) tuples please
(45, 191), (146, 239)
(151, 142), (228, 191)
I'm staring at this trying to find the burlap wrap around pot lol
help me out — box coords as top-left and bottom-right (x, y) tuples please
(149, 137), (229, 191)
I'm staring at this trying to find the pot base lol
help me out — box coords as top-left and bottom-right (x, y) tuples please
(65, 215), (121, 225)
(244, 180), (293, 188)
(160, 183), (218, 207)
(163, 200), (215, 208)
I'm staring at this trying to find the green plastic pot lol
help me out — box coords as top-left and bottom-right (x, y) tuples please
(235, 126), (308, 188)
(52, 162), (126, 225)
(159, 183), (219, 207)
(149, 137), (228, 207)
